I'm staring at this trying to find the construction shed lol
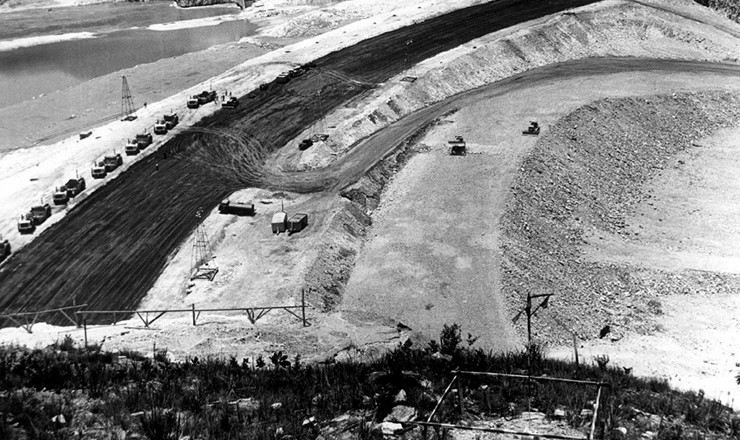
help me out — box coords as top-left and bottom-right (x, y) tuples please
(271, 212), (287, 234)
(219, 199), (255, 216)
(288, 213), (309, 233)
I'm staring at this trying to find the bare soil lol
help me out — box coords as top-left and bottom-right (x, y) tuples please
(0, 0), (606, 322)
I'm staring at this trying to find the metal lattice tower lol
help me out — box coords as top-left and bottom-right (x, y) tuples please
(120, 76), (137, 121)
(190, 209), (218, 281)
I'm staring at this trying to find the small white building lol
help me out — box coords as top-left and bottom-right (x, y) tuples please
(271, 212), (287, 234)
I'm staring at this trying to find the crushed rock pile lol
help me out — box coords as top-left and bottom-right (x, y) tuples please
(501, 91), (740, 344)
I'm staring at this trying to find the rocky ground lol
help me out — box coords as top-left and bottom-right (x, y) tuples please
(1, 0), (740, 414)
(501, 91), (740, 343)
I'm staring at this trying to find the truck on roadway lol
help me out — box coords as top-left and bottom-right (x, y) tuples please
(91, 161), (107, 179)
(222, 97), (239, 109)
(125, 139), (139, 156)
(103, 153), (123, 172)
(65, 176), (86, 198)
(136, 132), (153, 149)
(0, 237), (10, 263)
(53, 186), (69, 205)
(163, 113), (179, 129)
(30, 204), (52, 225)
(197, 90), (217, 105)
(17, 215), (35, 234)
(154, 119), (167, 135)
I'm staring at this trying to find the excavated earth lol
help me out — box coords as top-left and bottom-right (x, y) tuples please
(502, 91), (740, 343)
(0, 0), (607, 322)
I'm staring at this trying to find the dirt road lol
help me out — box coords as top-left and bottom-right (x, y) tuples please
(2, 0), (738, 324)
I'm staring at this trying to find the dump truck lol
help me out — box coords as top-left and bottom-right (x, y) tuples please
(91, 161), (107, 179)
(288, 67), (304, 78)
(154, 119), (167, 135)
(288, 213), (308, 233)
(187, 95), (200, 109)
(65, 177), (86, 197)
(0, 238), (10, 263)
(298, 138), (313, 150)
(136, 132), (152, 149)
(30, 203), (52, 225)
(197, 90), (217, 105)
(164, 113), (179, 129)
(276, 72), (290, 84)
(125, 139), (139, 156)
(17, 215), (35, 234)
(522, 121), (540, 136)
(103, 153), (123, 172)
(222, 97), (239, 109)
(218, 199), (255, 216)
(53, 186), (69, 205)
(449, 136), (466, 156)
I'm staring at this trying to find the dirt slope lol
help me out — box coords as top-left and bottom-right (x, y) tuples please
(501, 91), (740, 344)
(0, 0), (604, 322)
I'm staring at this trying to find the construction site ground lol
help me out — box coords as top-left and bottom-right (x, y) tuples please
(0, 0), (739, 410)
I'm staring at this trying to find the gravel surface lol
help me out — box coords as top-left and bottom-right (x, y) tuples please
(501, 91), (740, 344)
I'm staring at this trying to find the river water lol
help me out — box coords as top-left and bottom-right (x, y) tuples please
(0, 1), (256, 108)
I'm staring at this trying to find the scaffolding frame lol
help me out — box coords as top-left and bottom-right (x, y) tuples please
(191, 209), (218, 281)
(415, 370), (609, 440)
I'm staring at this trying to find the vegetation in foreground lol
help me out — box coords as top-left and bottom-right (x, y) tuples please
(695, 0), (740, 23)
(0, 325), (738, 440)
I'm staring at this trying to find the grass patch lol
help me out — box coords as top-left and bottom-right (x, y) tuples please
(0, 330), (737, 439)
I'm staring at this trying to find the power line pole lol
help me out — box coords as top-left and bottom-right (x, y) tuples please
(121, 76), (137, 121)
(513, 292), (553, 347)
(190, 208), (218, 281)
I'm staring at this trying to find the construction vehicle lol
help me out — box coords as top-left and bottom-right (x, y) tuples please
(298, 138), (313, 150)
(163, 113), (179, 129)
(125, 139), (139, 155)
(79, 131), (92, 140)
(288, 67), (304, 78)
(449, 136), (467, 156)
(0, 237), (10, 263)
(17, 215), (35, 234)
(197, 90), (217, 105)
(523, 121), (540, 136)
(218, 199), (255, 216)
(65, 176), (86, 197)
(154, 119), (167, 135)
(288, 213), (308, 233)
(103, 152), (123, 172)
(311, 134), (330, 142)
(136, 132), (152, 149)
(53, 186), (69, 205)
(187, 95), (200, 109)
(276, 72), (290, 84)
(30, 203), (52, 225)
(222, 97), (239, 109)
(91, 161), (107, 179)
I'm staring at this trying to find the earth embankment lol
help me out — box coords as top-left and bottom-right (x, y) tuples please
(502, 91), (740, 343)
(0, 0), (604, 322)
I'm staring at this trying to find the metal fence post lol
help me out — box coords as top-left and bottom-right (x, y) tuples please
(302, 288), (307, 327)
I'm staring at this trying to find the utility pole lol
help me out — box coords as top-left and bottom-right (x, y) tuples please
(512, 292), (554, 369)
